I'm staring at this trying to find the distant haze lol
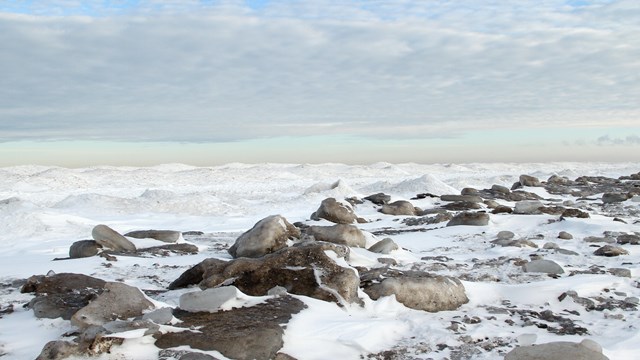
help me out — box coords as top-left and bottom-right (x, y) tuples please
(1, 1), (639, 167)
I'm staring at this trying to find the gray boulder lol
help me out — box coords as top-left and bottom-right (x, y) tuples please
(617, 234), (640, 245)
(594, 245), (629, 257)
(514, 200), (544, 215)
(505, 340), (608, 360)
(446, 212), (490, 226)
(69, 240), (102, 258)
(91, 224), (136, 253)
(361, 269), (468, 312)
(36, 340), (80, 360)
(602, 192), (630, 204)
(460, 187), (479, 195)
(307, 224), (366, 248)
(491, 184), (511, 194)
(380, 200), (419, 216)
(497, 231), (515, 240)
(71, 282), (155, 328)
(228, 215), (300, 258)
(169, 242), (360, 305)
(558, 231), (573, 240)
(179, 286), (243, 313)
(368, 238), (399, 254)
(519, 175), (542, 187)
(143, 308), (174, 325)
(124, 229), (181, 243)
(311, 198), (357, 224)
(523, 259), (564, 274)
(492, 239), (538, 248)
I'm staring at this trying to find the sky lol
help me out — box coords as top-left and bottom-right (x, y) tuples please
(0, 0), (639, 166)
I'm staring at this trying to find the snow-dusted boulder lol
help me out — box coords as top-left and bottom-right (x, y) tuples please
(380, 200), (419, 216)
(368, 238), (399, 254)
(505, 340), (608, 360)
(519, 174), (542, 187)
(307, 224), (366, 248)
(310, 197), (358, 224)
(228, 215), (300, 258)
(446, 212), (490, 226)
(361, 269), (468, 312)
(180, 286), (244, 313)
(69, 240), (102, 258)
(523, 259), (564, 274)
(92, 224), (136, 252)
(513, 200), (544, 215)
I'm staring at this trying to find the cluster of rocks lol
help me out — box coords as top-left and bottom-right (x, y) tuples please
(19, 170), (640, 360)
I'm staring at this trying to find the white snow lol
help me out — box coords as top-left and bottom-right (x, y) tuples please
(0, 162), (639, 359)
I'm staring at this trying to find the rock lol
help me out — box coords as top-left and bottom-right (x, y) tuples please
(556, 248), (579, 256)
(608, 268), (632, 278)
(513, 200), (544, 215)
(361, 269), (468, 312)
(543, 242), (559, 250)
(307, 224), (366, 248)
(497, 231), (515, 240)
(143, 307), (174, 325)
(441, 201), (482, 211)
(402, 212), (452, 226)
(440, 195), (483, 203)
(492, 205), (513, 214)
(617, 234), (640, 245)
(155, 296), (305, 360)
(364, 193), (391, 205)
(602, 192), (630, 204)
(36, 340), (80, 360)
(22, 273), (106, 320)
(558, 231), (573, 240)
(91, 224), (136, 253)
(561, 208), (590, 218)
(484, 199), (500, 209)
(491, 239), (538, 248)
(137, 243), (199, 256)
(491, 184), (511, 194)
(179, 286), (244, 313)
(446, 212), (489, 227)
(460, 188), (479, 195)
(593, 245), (628, 257)
(511, 181), (523, 190)
(124, 229), (181, 243)
(519, 175), (542, 187)
(71, 282), (155, 328)
(368, 238), (399, 254)
(505, 340), (608, 360)
(523, 259), (564, 274)
(380, 200), (419, 216)
(228, 215), (300, 259)
(547, 175), (571, 185)
(584, 236), (615, 244)
(69, 240), (102, 258)
(169, 242), (360, 305)
(311, 198), (357, 224)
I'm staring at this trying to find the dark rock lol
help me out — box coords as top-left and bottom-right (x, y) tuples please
(491, 184), (510, 194)
(92, 224), (136, 253)
(594, 245), (629, 257)
(460, 187), (479, 195)
(446, 212), (489, 227)
(22, 273), (106, 320)
(412, 193), (439, 199)
(602, 192), (630, 204)
(182, 231), (204, 236)
(511, 181), (523, 190)
(155, 296), (306, 360)
(561, 208), (590, 218)
(361, 269), (468, 312)
(169, 242), (360, 305)
(307, 224), (366, 248)
(311, 198), (357, 224)
(440, 195), (483, 203)
(137, 243), (199, 256)
(584, 236), (615, 244)
(609, 268), (632, 278)
(519, 175), (542, 187)
(380, 200), (419, 216)
(228, 215), (300, 258)
(124, 230), (181, 243)
(364, 193), (391, 205)
(441, 201), (482, 211)
(617, 234), (640, 245)
(69, 240), (102, 258)
(402, 212), (452, 226)
(492, 205), (513, 214)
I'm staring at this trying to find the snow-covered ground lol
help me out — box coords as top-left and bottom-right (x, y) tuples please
(0, 162), (639, 359)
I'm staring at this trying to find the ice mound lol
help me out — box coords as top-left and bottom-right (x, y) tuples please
(303, 179), (360, 198)
(362, 174), (457, 196)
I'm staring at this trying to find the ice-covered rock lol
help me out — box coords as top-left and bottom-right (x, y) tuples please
(513, 200), (544, 215)
(523, 259), (564, 274)
(228, 215), (300, 258)
(368, 238), (399, 254)
(307, 224), (366, 248)
(310, 197), (358, 224)
(92, 224), (136, 252)
(505, 340), (608, 360)
(179, 286), (244, 313)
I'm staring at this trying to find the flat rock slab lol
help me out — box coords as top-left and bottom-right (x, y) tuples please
(92, 224), (136, 252)
(446, 212), (490, 226)
(155, 295), (306, 360)
(505, 340), (608, 360)
(124, 230), (182, 243)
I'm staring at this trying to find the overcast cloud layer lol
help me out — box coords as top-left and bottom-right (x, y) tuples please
(1, 0), (639, 146)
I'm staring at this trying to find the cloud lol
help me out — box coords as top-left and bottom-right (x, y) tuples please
(0, 1), (639, 143)
(596, 134), (640, 146)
